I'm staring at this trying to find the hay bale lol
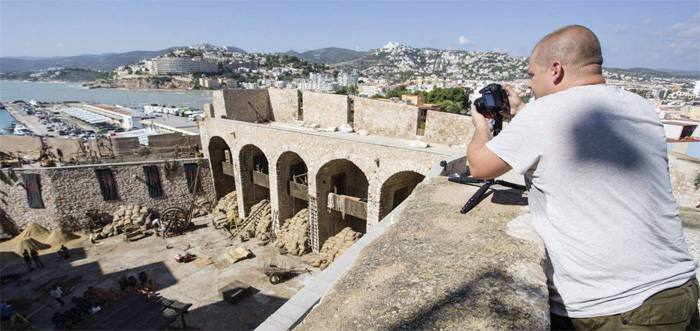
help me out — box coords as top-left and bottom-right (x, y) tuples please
(45, 229), (79, 246)
(14, 238), (50, 255)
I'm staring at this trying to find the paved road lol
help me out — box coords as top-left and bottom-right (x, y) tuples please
(7, 106), (51, 136)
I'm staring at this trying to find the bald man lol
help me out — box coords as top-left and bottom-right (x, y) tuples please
(468, 25), (698, 330)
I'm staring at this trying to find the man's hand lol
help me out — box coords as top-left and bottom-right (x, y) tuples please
(503, 84), (526, 118)
(467, 98), (513, 180)
(470, 106), (492, 136)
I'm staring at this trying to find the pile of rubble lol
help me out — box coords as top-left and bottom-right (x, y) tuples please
(191, 198), (212, 217)
(212, 191), (239, 226)
(274, 209), (310, 256)
(96, 204), (149, 239)
(311, 227), (363, 270)
(241, 200), (271, 243)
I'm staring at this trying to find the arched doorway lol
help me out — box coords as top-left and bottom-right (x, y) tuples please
(208, 136), (235, 199)
(276, 151), (309, 226)
(316, 159), (368, 246)
(379, 171), (425, 220)
(239, 144), (270, 215)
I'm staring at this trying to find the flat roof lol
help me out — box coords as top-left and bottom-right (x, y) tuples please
(63, 107), (110, 124)
(143, 115), (199, 134)
(90, 104), (134, 116)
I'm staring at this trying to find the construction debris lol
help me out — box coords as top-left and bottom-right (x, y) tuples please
(97, 205), (149, 239)
(311, 227), (363, 270)
(274, 209), (310, 256)
(226, 247), (254, 264)
(212, 191), (239, 230)
(253, 201), (272, 244)
(191, 198), (212, 217)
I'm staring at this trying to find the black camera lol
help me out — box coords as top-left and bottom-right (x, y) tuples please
(473, 83), (510, 117)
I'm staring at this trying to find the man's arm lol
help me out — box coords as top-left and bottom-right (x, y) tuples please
(467, 110), (511, 179)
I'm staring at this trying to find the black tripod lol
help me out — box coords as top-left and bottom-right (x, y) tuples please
(448, 113), (526, 214)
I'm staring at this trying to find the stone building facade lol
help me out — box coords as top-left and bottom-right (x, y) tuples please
(201, 88), (472, 251)
(0, 158), (215, 232)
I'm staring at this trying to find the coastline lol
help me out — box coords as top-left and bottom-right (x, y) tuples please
(0, 108), (17, 134)
(0, 79), (203, 92)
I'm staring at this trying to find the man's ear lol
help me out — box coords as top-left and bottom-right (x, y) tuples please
(551, 61), (564, 85)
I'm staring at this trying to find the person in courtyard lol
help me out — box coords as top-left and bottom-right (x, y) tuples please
(29, 249), (43, 268)
(22, 250), (33, 271)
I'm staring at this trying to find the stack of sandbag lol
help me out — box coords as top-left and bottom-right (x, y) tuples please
(97, 204), (149, 239)
(225, 246), (254, 264)
(274, 209), (309, 256)
(311, 227), (362, 270)
(212, 191), (239, 226)
(191, 198), (212, 217)
(241, 200), (272, 245)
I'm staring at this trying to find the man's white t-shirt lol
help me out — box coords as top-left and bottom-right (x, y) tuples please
(486, 84), (696, 318)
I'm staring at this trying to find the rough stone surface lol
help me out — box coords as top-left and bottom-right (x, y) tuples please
(268, 88), (299, 123)
(295, 177), (548, 330)
(0, 159), (215, 231)
(352, 96), (418, 140)
(423, 109), (474, 145)
(302, 91), (348, 128)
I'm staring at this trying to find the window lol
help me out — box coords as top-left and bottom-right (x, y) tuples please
(143, 165), (163, 198)
(22, 173), (44, 208)
(95, 169), (119, 201)
(184, 163), (199, 194)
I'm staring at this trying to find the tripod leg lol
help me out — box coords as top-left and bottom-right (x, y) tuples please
(460, 180), (493, 214)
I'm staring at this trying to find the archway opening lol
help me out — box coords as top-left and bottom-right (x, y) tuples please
(276, 151), (309, 226)
(379, 171), (425, 220)
(208, 136), (235, 199)
(239, 144), (270, 215)
(316, 159), (368, 246)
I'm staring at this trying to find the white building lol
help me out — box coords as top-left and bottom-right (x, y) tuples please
(146, 57), (219, 75)
(337, 69), (359, 86)
(81, 104), (142, 130)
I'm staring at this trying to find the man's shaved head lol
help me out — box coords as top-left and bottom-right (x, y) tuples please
(531, 25), (603, 75)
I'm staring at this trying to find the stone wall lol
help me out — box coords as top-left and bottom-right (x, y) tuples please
(302, 92), (348, 128)
(352, 97), (418, 140)
(45, 137), (84, 161)
(669, 152), (700, 207)
(268, 88), (299, 123)
(212, 89), (272, 122)
(148, 133), (201, 153)
(424, 110), (473, 145)
(0, 158), (215, 231)
(110, 136), (141, 156)
(0, 136), (43, 157)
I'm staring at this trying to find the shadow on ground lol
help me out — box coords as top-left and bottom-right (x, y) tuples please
(179, 286), (288, 330)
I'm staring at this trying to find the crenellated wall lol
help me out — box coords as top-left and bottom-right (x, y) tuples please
(352, 96), (419, 140)
(301, 91), (349, 128)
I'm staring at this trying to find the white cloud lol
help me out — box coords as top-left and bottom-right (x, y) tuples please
(457, 35), (471, 45)
(57, 43), (63, 48)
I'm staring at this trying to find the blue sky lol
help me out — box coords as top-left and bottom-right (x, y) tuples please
(0, 0), (698, 70)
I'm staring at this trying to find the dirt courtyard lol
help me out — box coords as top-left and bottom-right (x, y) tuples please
(0, 215), (318, 330)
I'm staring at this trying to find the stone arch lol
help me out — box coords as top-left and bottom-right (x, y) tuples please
(239, 144), (270, 214)
(379, 171), (425, 220)
(276, 151), (309, 226)
(316, 159), (369, 246)
(208, 136), (235, 199)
